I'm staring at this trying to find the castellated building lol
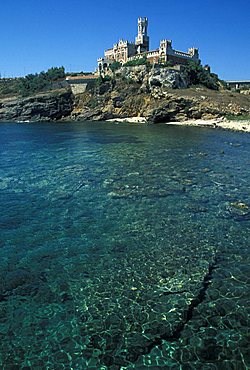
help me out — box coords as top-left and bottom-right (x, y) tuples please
(98, 17), (199, 72)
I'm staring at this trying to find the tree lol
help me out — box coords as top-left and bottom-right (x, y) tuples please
(18, 67), (66, 96)
(183, 62), (219, 90)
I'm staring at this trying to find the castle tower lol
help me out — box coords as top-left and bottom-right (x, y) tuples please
(159, 39), (172, 63)
(188, 47), (199, 61)
(135, 17), (149, 54)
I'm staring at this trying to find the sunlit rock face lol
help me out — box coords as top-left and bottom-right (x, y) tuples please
(148, 68), (188, 89)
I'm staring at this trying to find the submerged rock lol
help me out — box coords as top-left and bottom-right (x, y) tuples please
(227, 201), (250, 221)
(2, 269), (33, 293)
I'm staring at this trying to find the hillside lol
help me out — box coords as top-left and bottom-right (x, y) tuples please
(0, 64), (250, 124)
(72, 65), (250, 123)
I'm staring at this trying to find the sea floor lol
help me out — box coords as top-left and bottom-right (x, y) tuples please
(0, 121), (249, 369)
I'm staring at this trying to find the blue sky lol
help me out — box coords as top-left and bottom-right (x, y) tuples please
(0, 0), (249, 80)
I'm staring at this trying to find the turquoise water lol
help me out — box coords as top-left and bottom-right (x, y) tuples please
(0, 121), (249, 369)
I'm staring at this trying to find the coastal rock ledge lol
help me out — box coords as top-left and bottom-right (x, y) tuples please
(70, 66), (250, 124)
(0, 91), (74, 122)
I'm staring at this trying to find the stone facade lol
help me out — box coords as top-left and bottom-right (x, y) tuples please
(98, 18), (199, 72)
(66, 75), (98, 95)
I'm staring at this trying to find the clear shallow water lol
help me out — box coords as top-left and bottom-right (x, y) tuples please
(0, 121), (249, 369)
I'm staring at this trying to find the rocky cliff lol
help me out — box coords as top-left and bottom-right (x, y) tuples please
(71, 66), (250, 123)
(0, 66), (249, 123)
(0, 90), (74, 122)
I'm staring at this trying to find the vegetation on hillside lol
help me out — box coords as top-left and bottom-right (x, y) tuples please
(183, 62), (220, 90)
(0, 67), (66, 97)
(0, 78), (20, 96)
(123, 55), (149, 67)
(225, 114), (250, 121)
(19, 67), (65, 96)
(109, 61), (122, 72)
(158, 60), (175, 68)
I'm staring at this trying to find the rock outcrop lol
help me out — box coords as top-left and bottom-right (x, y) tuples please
(71, 84), (250, 124)
(116, 65), (188, 91)
(68, 65), (250, 123)
(0, 90), (74, 122)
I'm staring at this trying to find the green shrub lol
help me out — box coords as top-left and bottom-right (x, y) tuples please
(109, 61), (122, 72)
(183, 62), (219, 90)
(102, 75), (111, 82)
(126, 77), (135, 84)
(95, 75), (112, 88)
(88, 98), (99, 108)
(0, 78), (20, 96)
(218, 78), (228, 89)
(225, 114), (250, 121)
(123, 55), (149, 67)
(161, 60), (175, 68)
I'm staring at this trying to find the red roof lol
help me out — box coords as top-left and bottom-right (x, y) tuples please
(66, 75), (98, 81)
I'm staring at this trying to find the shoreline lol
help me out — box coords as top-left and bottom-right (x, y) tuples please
(165, 118), (250, 132)
(107, 117), (250, 132)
